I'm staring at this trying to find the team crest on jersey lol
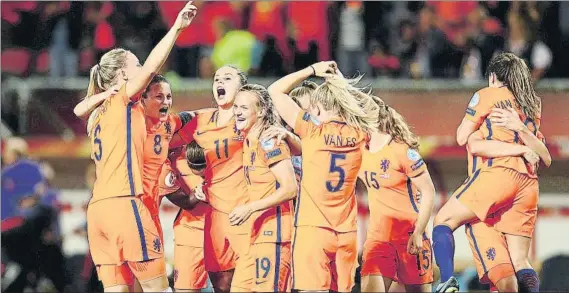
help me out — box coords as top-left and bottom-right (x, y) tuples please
(486, 247), (496, 261)
(164, 171), (177, 187)
(380, 159), (390, 172)
(469, 92), (480, 107)
(165, 121), (172, 134)
(153, 238), (161, 252)
(261, 139), (275, 151)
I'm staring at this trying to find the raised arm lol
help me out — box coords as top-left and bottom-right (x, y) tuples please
(489, 108), (551, 167)
(267, 61), (337, 129)
(125, 1), (197, 99)
(74, 88), (118, 120)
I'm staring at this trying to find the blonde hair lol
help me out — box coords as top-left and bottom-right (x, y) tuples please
(85, 48), (130, 134)
(487, 52), (541, 120)
(290, 80), (318, 107)
(87, 48), (130, 97)
(238, 84), (281, 138)
(371, 96), (420, 149)
(310, 74), (379, 134)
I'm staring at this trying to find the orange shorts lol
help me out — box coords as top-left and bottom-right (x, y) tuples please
(87, 196), (163, 265)
(465, 221), (515, 285)
(292, 226), (357, 292)
(96, 258), (166, 288)
(204, 209), (252, 290)
(360, 238), (433, 285)
(455, 168), (539, 237)
(249, 242), (292, 292)
(173, 244), (207, 290)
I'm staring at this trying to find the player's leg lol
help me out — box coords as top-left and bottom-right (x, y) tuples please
(495, 177), (540, 293)
(291, 226), (335, 292)
(465, 221), (517, 292)
(96, 263), (133, 293)
(360, 240), (397, 292)
(173, 245), (207, 292)
(433, 169), (517, 292)
(228, 232), (254, 292)
(397, 238), (433, 293)
(333, 230), (358, 293)
(204, 211), (236, 293)
(251, 242), (292, 292)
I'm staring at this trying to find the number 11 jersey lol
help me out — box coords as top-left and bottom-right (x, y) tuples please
(293, 111), (367, 233)
(177, 109), (248, 214)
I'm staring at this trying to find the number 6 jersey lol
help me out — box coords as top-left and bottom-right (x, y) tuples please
(293, 111), (367, 233)
(88, 85), (146, 204)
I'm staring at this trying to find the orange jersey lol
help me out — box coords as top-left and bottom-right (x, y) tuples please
(293, 111), (367, 232)
(359, 141), (428, 243)
(157, 150), (209, 233)
(88, 85), (145, 204)
(177, 110), (247, 214)
(464, 87), (542, 177)
(142, 114), (184, 210)
(243, 136), (294, 244)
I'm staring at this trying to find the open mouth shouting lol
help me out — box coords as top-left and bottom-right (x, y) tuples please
(216, 86), (226, 99)
(159, 106), (169, 116)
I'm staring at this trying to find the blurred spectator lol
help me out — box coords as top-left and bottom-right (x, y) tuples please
(368, 42), (400, 77)
(113, 2), (162, 62)
(502, 8), (552, 81)
(47, 1), (83, 78)
(84, 2), (115, 62)
(247, 1), (289, 76)
(287, 1), (330, 70)
(211, 20), (260, 74)
(1, 137), (45, 221)
(337, 1), (369, 77)
(391, 19), (419, 78)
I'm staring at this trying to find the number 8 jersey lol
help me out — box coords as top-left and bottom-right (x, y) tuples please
(87, 85), (146, 204)
(293, 111), (367, 233)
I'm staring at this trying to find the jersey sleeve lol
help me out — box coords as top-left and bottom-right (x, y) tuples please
(176, 111), (195, 131)
(294, 111), (319, 139)
(260, 138), (291, 167)
(158, 162), (181, 197)
(176, 115), (198, 144)
(396, 144), (427, 178)
(464, 90), (494, 126)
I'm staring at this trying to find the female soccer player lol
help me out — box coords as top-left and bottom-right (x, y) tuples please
(267, 61), (379, 292)
(433, 52), (550, 293)
(227, 84), (297, 292)
(77, 2), (197, 292)
(358, 98), (436, 293)
(158, 141), (210, 293)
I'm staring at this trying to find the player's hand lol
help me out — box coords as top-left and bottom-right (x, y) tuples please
(489, 108), (525, 132)
(261, 126), (290, 146)
(173, 1), (198, 31)
(194, 182), (207, 202)
(407, 232), (423, 255)
(523, 149), (540, 175)
(310, 61), (338, 78)
(228, 204), (254, 226)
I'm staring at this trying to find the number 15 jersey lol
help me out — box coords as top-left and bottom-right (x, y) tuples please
(293, 111), (367, 233)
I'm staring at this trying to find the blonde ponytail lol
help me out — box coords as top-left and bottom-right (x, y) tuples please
(311, 74), (379, 134)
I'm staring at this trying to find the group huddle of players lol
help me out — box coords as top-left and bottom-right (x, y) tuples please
(74, 2), (550, 293)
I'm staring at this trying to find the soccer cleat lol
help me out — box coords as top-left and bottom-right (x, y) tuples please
(435, 276), (460, 293)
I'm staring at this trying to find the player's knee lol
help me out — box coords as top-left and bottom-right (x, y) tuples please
(139, 275), (169, 292)
(495, 275), (518, 292)
(511, 258), (532, 272)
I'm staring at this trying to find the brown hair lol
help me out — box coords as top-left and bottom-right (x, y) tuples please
(186, 141), (206, 172)
(371, 96), (420, 149)
(486, 52), (541, 120)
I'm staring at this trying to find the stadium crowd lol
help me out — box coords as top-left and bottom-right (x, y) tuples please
(2, 1), (568, 80)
